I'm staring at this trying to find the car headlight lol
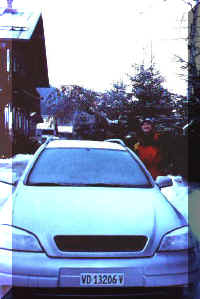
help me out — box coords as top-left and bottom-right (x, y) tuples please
(0, 224), (43, 252)
(158, 226), (195, 251)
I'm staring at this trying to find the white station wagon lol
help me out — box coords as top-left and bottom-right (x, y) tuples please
(0, 139), (199, 298)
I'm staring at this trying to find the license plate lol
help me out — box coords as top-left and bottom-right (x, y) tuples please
(80, 273), (124, 286)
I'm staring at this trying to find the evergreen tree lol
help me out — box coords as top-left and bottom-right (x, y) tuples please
(128, 63), (174, 118)
(103, 81), (129, 119)
(129, 64), (167, 103)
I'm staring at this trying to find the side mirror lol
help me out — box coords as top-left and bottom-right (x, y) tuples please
(155, 176), (173, 188)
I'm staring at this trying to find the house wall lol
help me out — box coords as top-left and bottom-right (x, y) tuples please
(4, 103), (30, 137)
(0, 14), (49, 143)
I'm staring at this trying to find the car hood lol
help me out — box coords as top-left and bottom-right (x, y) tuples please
(11, 185), (186, 257)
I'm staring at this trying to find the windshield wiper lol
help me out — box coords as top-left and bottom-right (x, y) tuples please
(27, 182), (75, 186)
(27, 182), (151, 188)
(80, 183), (133, 187)
(79, 183), (151, 188)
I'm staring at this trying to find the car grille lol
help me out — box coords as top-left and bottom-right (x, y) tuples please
(54, 235), (147, 252)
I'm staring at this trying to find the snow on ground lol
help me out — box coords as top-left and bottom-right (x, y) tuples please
(0, 183), (12, 209)
(161, 175), (188, 220)
(0, 154), (33, 298)
(0, 154), (32, 208)
(0, 154), (32, 166)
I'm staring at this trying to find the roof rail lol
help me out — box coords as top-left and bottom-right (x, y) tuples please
(104, 138), (127, 147)
(44, 136), (60, 145)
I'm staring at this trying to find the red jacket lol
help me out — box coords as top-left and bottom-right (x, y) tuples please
(134, 133), (165, 179)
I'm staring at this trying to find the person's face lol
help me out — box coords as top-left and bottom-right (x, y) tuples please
(141, 122), (153, 133)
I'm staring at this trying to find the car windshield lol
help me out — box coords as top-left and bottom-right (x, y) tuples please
(26, 148), (151, 187)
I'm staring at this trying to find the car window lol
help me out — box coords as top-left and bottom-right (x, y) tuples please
(26, 148), (151, 187)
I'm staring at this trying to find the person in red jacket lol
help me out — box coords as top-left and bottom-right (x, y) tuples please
(133, 119), (165, 179)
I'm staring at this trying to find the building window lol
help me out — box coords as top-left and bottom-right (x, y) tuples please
(25, 119), (29, 136)
(19, 113), (21, 128)
(13, 57), (17, 72)
(0, 43), (7, 71)
(16, 110), (19, 129)
(6, 49), (10, 72)
(4, 105), (9, 129)
(8, 104), (13, 131)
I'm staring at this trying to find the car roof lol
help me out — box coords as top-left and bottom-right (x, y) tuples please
(46, 140), (126, 151)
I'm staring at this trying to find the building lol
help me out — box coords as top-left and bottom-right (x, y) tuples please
(0, 0), (49, 155)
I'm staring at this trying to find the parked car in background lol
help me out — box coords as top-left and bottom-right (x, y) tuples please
(0, 140), (199, 298)
(57, 125), (73, 139)
(72, 111), (97, 140)
(36, 123), (57, 143)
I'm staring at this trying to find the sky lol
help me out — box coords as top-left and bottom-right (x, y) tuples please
(10, 0), (189, 95)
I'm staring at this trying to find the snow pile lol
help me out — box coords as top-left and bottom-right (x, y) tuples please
(0, 153), (32, 165)
(0, 183), (12, 208)
(161, 176), (188, 220)
(0, 154), (33, 207)
(0, 154), (32, 174)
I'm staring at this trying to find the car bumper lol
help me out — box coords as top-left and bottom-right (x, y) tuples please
(0, 249), (199, 290)
(10, 286), (187, 298)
